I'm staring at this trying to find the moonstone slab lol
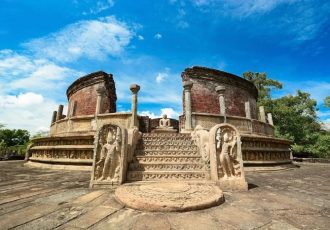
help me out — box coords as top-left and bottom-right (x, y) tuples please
(115, 182), (224, 212)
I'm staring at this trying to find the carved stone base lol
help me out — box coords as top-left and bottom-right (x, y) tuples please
(217, 178), (248, 191)
(115, 182), (224, 212)
(152, 128), (177, 133)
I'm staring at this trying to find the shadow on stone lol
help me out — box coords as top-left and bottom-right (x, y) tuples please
(248, 183), (258, 190)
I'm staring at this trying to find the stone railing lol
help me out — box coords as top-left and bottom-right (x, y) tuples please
(50, 112), (132, 136)
(191, 112), (275, 137)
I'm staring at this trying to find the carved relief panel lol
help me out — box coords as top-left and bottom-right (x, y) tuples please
(209, 123), (247, 190)
(90, 124), (127, 188)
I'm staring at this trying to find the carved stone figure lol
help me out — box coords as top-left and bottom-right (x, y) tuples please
(209, 123), (247, 191)
(216, 128), (237, 178)
(95, 127), (121, 182)
(191, 125), (210, 170)
(153, 114), (177, 133)
(159, 114), (171, 128)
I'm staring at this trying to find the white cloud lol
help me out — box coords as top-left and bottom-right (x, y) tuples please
(160, 108), (180, 118)
(139, 108), (180, 119)
(321, 118), (330, 131)
(23, 16), (134, 63)
(139, 111), (157, 118)
(0, 50), (82, 93)
(278, 81), (330, 104)
(138, 35), (144, 40)
(192, 0), (298, 16)
(154, 33), (162, 39)
(0, 92), (58, 134)
(0, 92), (43, 108)
(156, 72), (168, 83)
(82, 0), (115, 15)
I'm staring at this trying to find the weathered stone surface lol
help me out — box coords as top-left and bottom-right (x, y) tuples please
(114, 182), (224, 212)
(2, 157), (329, 229)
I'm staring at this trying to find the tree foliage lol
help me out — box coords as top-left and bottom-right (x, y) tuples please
(243, 72), (329, 158)
(0, 129), (30, 147)
(243, 72), (282, 106)
(324, 96), (330, 108)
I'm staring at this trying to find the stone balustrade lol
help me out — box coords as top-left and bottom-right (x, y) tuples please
(191, 112), (275, 136)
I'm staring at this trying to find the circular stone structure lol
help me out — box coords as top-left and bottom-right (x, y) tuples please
(114, 182), (224, 212)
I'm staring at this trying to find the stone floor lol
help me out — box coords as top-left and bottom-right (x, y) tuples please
(0, 161), (329, 230)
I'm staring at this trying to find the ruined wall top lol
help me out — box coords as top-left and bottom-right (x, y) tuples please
(181, 66), (258, 98)
(66, 71), (117, 116)
(66, 71), (116, 100)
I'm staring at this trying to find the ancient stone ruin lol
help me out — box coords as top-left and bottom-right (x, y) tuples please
(25, 66), (292, 211)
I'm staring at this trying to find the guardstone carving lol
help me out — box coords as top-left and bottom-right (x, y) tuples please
(209, 123), (248, 191)
(90, 124), (128, 188)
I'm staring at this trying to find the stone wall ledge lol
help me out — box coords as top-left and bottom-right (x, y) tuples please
(31, 145), (93, 150)
(293, 158), (330, 163)
(32, 135), (94, 141)
(241, 135), (292, 144)
(244, 160), (292, 165)
(29, 157), (93, 164)
(242, 147), (290, 152)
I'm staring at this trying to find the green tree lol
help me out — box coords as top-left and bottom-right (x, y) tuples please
(0, 129), (30, 147)
(324, 96), (330, 108)
(243, 72), (282, 106)
(269, 91), (320, 150)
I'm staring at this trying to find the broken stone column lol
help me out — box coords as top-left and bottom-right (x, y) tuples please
(95, 86), (106, 115)
(215, 86), (226, 122)
(183, 81), (193, 130)
(51, 111), (57, 125)
(245, 101), (251, 119)
(56, 105), (64, 121)
(267, 113), (274, 125)
(130, 84), (140, 128)
(69, 101), (77, 118)
(259, 106), (266, 122)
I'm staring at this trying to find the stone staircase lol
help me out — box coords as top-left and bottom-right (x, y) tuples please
(127, 133), (209, 181)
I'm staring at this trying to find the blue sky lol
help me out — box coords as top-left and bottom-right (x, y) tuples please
(0, 0), (329, 133)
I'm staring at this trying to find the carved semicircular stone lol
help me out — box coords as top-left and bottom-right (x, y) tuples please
(114, 182), (224, 212)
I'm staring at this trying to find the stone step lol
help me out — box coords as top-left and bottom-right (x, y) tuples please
(133, 156), (203, 164)
(134, 150), (199, 156)
(128, 163), (206, 171)
(127, 171), (209, 181)
(141, 133), (192, 141)
(138, 139), (195, 145)
(136, 145), (198, 151)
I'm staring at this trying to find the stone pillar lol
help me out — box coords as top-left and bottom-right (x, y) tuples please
(245, 101), (251, 119)
(69, 101), (77, 118)
(51, 111), (57, 125)
(259, 106), (266, 122)
(215, 86), (226, 122)
(130, 84), (140, 128)
(267, 113), (274, 125)
(56, 105), (64, 121)
(183, 81), (193, 131)
(95, 86), (106, 116)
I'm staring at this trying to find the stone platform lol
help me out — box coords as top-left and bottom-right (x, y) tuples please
(0, 161), (329, 229)
(115, 182), (224, 212)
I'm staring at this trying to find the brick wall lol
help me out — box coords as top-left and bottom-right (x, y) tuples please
(66, 71), (117, 116)
(182, 67), (258, 119)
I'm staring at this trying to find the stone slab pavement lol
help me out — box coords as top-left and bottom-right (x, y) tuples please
(0, 161), (329, 229)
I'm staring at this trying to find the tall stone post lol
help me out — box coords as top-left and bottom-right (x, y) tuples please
(267, 113), (274, 125)
(183, 81), (193, 131)
(51, 111), (57, 125)
(215, 86), (226, 122)
(259, 106), (266, 122)
(56, 105), (64, 121)
(95, 86), (106, 116)
(245, 101), (251, 119)
(130, 84), (140, 128)
(69, 101), (77, 118)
